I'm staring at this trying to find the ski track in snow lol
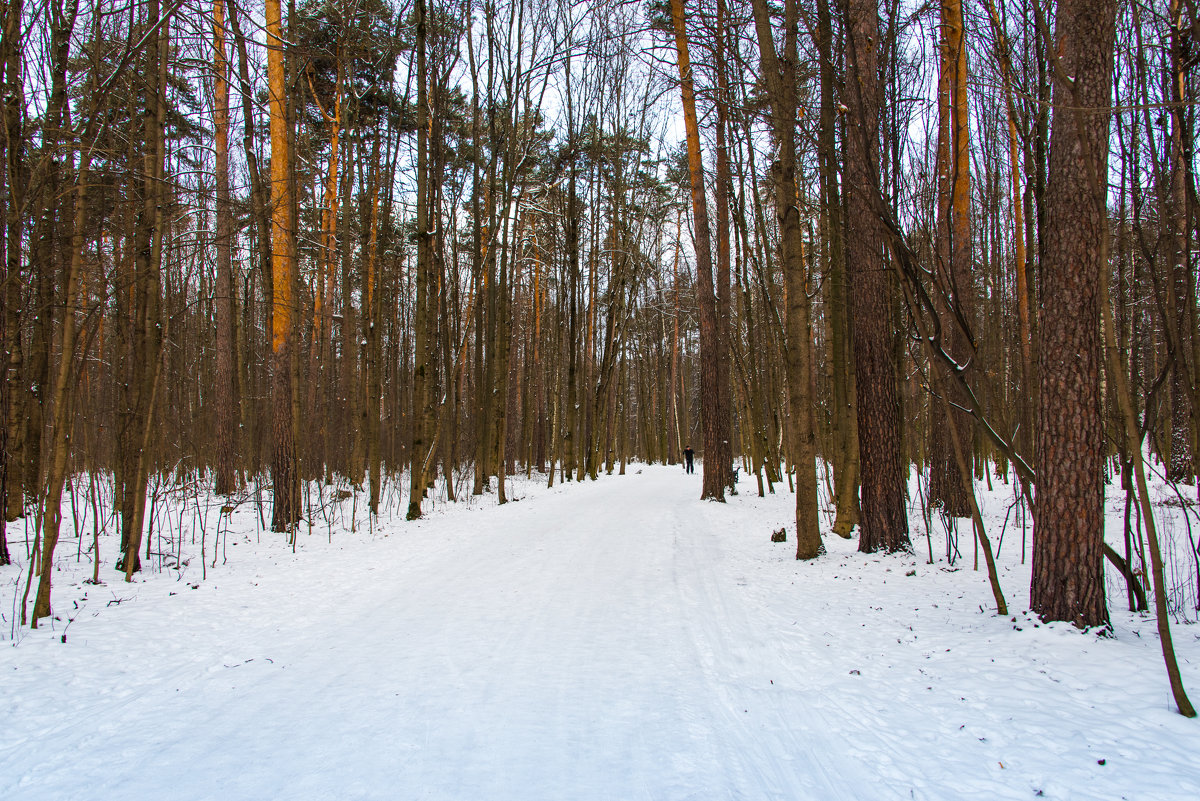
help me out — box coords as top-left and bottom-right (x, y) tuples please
(2, 465), (1199, 801)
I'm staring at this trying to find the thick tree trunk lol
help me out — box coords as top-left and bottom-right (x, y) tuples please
(845, 0), (910, 553)
(1030, 0), (1116, 627)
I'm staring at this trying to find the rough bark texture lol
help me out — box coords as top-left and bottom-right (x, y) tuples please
(844, 0), (910, 553)
(1030, 0), (1115, 627)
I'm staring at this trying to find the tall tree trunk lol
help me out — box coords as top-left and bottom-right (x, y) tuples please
(669, 209), (682, 465)
(928, 0), (974, 517)
(31, 148), (91, 622)
(1165, 0), (1195, 482)
(121, 4), (169, 576)
(1030, 0), (1116, 627)
(817, 0), (859, 538)
(750, 0), (822, 558)
(213, 0), (237, 497)
(494, 205), (514, 502)
(1, 0), (24, 549)
(364, 135), (383, 514)
(669, 0), (723, 501)
(28, 0), (76, 540)
(983, 0), (1034, 465)
(408, 0), (432, 520)
(466, 14), (487, 496)
(844, 0), (910, 553)
(713, 0), (734, 493)
(267, 0), (298, 533)
(339, 121), (359, 484)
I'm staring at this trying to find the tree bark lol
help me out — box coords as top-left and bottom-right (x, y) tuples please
(213, 0), (237, 497)
(408, 0), (433, 520)
(1030, 0), (1116, 627)
(267, 0), (298, 533)
(669, 0), (723, 501)
(928, 0), (974, 518)
(1, 0), (24, 550)
(120, 3), (169, 576)
(750, 0), (822, 558)
(844, 0), (910, 553)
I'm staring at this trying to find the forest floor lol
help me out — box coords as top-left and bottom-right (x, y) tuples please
(2, 463), (1199, 800)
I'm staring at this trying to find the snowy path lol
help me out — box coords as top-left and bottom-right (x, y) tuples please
(3, 466), (1199, 800)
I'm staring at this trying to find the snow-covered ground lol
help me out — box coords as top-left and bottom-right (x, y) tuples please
(2, 464), (1198, 800)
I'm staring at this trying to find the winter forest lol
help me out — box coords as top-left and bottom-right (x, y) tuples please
(2, 0), (1200, 797)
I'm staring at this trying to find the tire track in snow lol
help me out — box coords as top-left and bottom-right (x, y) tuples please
(344, 473), (726, 800)
(667, 489), (865, 801)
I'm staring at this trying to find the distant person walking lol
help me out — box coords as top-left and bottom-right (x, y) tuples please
(683, 445), (695, 474)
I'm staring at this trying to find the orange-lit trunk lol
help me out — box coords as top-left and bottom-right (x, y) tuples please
(266, 0), (297, 533)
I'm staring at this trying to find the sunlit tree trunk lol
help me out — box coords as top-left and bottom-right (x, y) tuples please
(669, 0), (723, 501)
(267, 0), (298, 533)
(928, 0), (974, 517)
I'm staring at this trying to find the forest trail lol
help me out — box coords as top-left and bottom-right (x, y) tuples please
(3, 467), (856, 800)
(4, 466), (1199, 801)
